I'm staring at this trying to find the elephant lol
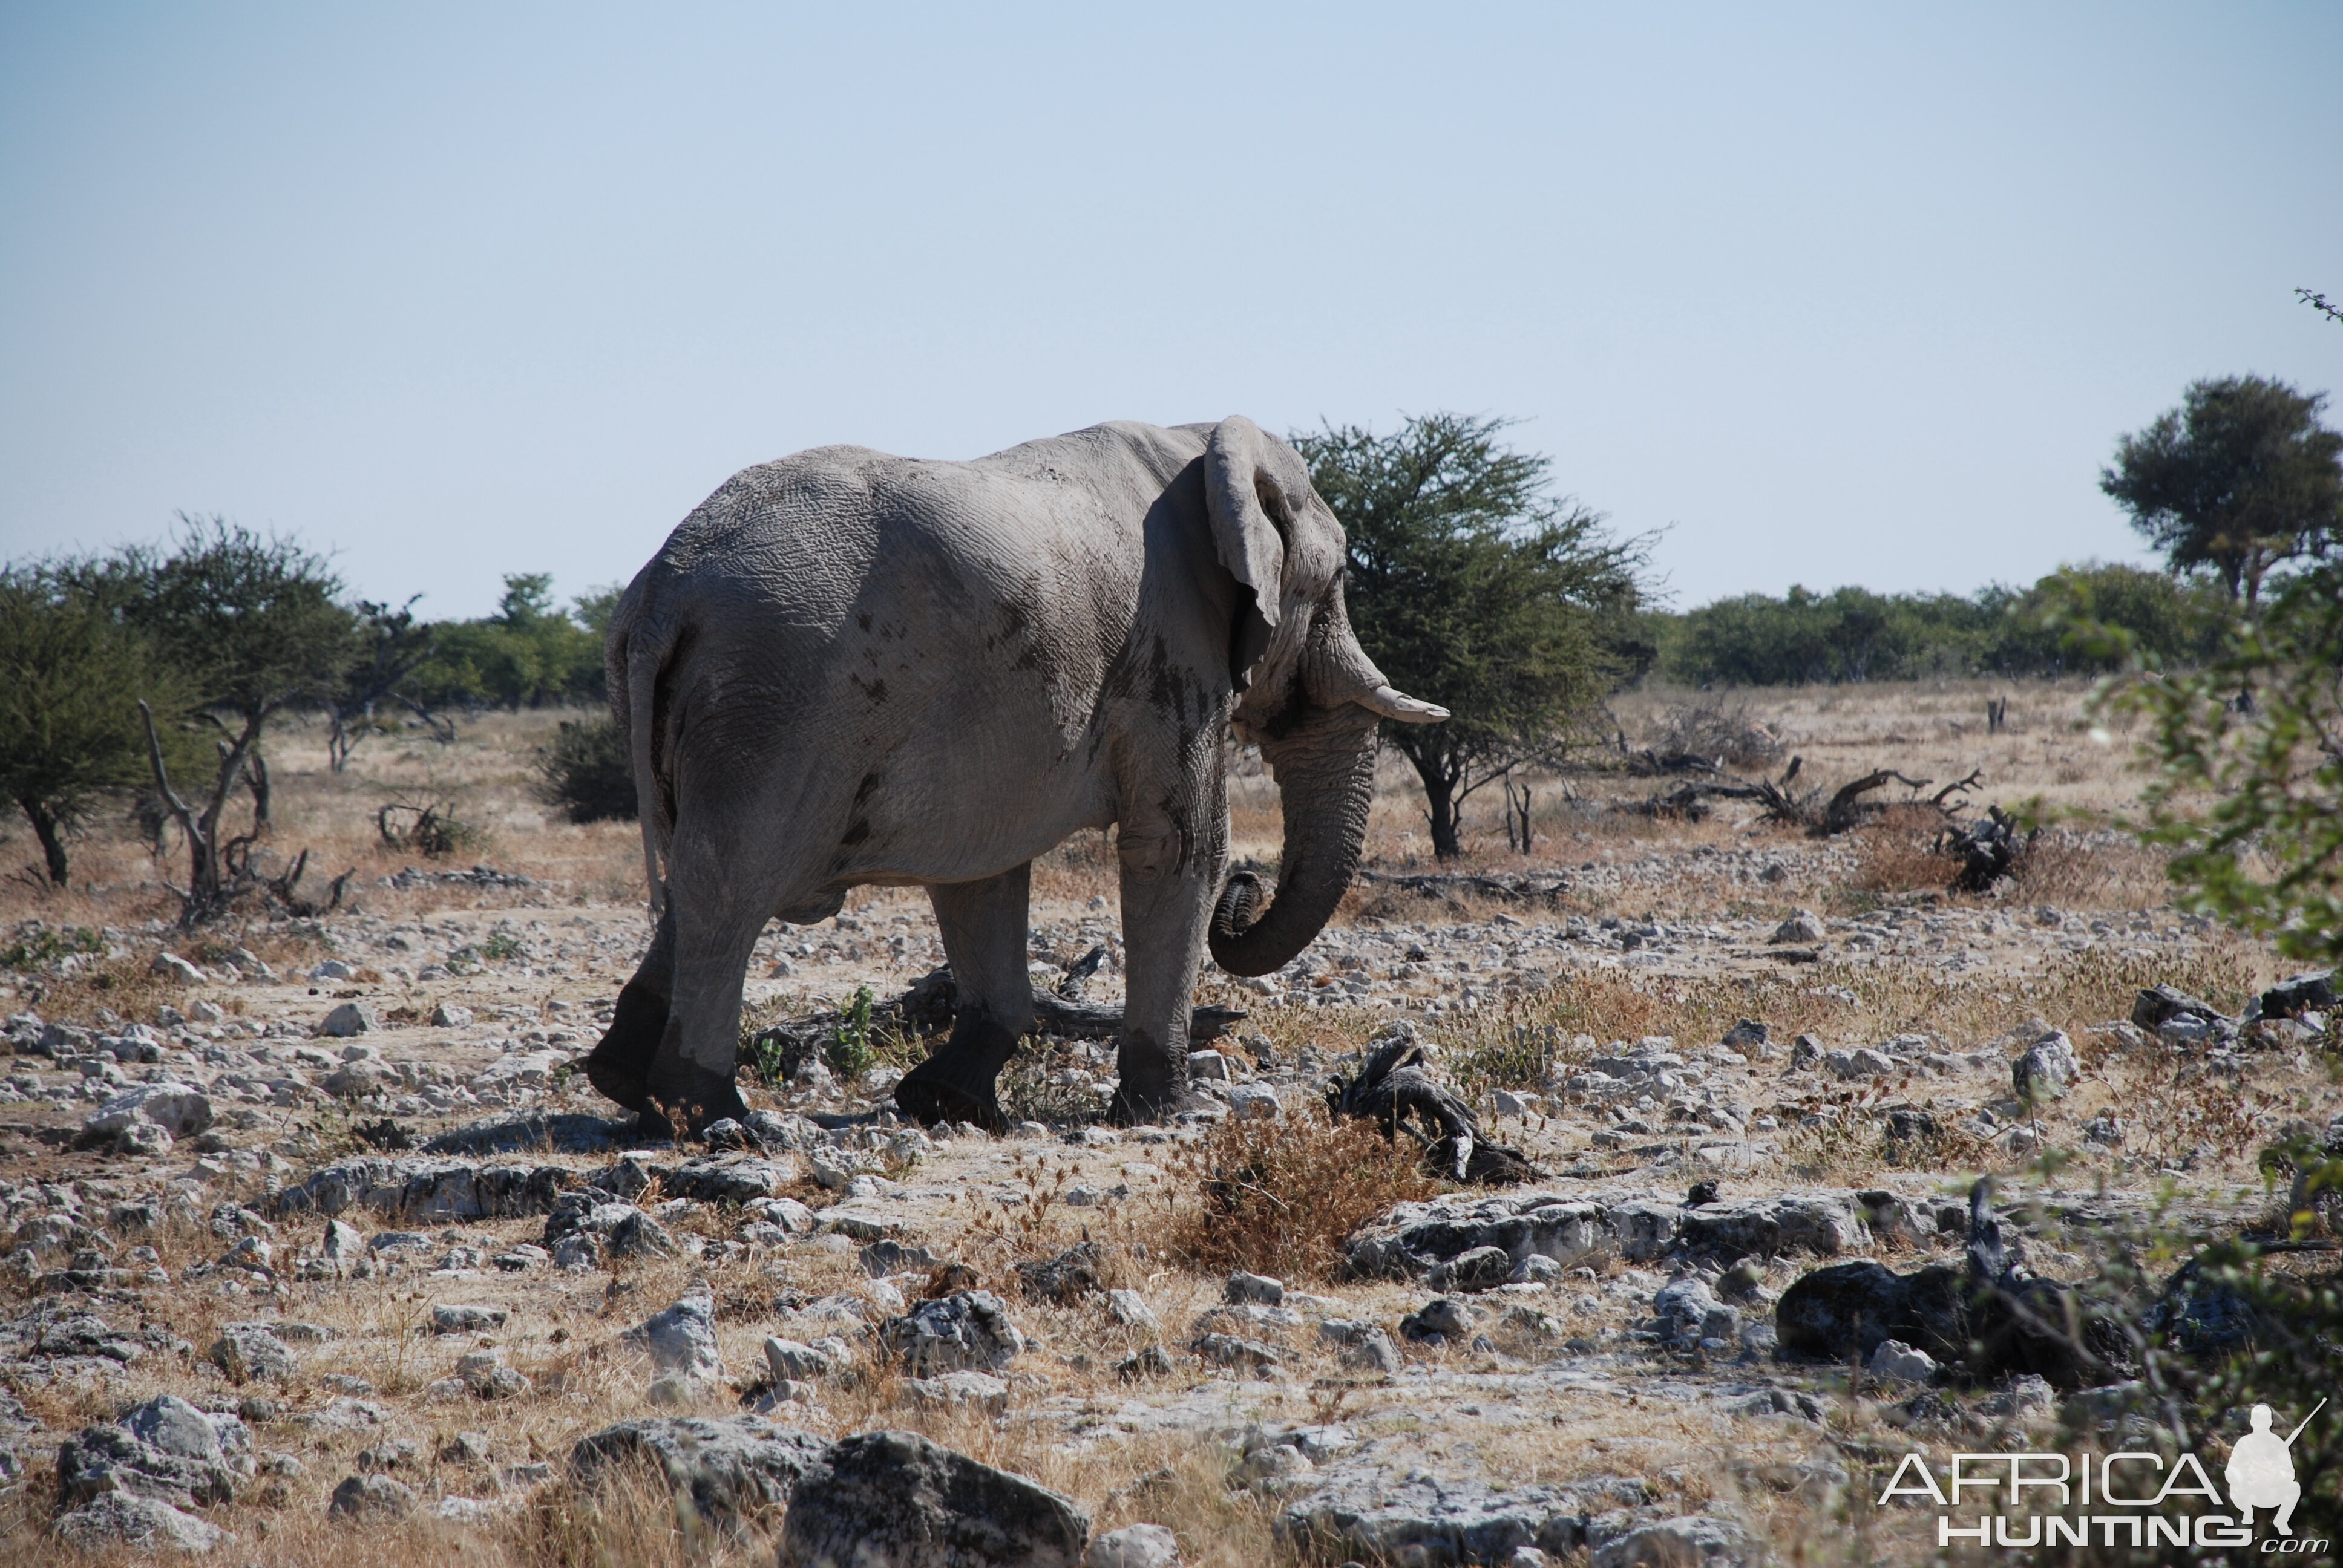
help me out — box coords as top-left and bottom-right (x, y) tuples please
(580, 417), (1447, 1137)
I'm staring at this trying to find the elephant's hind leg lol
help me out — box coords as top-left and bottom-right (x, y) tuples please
(895, 864), (1035, 1132)
(637, 846), (784, 1137)
(583, 906), (676, 1114)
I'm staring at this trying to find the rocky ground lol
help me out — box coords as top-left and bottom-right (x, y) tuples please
(0, 689), (2336, 1566)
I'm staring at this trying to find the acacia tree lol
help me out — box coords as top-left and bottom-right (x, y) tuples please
(0, 569), (195, 885)
(327, 596), (444, 771)
(68, 518), (354, 922)
(2101, 375), (2342, 604)
(1294, 414), (1650, 860)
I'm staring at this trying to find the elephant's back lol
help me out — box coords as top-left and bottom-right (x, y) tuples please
(617, 426), (1184, 765)
(631, 425), (1197, 636)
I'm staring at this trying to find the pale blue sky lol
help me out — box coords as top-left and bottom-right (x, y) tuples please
(4, 4), (2339, 618)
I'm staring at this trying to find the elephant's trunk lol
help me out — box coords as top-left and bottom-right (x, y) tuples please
(1208, 700), (1382, 978)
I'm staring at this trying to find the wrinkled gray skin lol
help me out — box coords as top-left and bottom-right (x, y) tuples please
(583, 417), (1446, 1135)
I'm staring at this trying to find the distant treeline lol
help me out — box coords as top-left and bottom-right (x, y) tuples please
(410, 573), (614, 711)
(1645, 563), (2224, 687)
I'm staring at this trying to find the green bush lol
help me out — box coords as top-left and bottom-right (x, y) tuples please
(534, 715), (637, 823)
(2081, 558), (2343, 967)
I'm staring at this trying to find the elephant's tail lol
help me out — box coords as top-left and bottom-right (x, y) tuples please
(608, 583), (679, 919)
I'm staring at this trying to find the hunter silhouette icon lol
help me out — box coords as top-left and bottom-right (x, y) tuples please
(2229, 1398), (2322, 1535)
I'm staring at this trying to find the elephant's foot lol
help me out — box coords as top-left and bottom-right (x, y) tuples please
(641, 1058), (750, 1140)
(894, 1072), (1009, 1134)
(582, 978), (670, 1114)
(585, 1048), (650, 1114)
(894, 1011), (1020, 1133)
(1106, 1083), (1213, 1128)
(1108, 1035), (1198, 1127)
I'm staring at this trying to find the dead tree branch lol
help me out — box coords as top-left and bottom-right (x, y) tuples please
(1635, 754), (1989, 838)
(1325, 1032), (1537, 1185)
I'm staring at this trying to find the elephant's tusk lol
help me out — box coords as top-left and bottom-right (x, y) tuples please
(1359, 685), (1450, 724)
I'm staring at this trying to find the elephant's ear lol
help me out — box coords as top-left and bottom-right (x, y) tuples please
(1206, 416), (1295, 689)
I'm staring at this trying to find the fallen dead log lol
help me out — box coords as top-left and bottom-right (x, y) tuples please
(1325, 1029), (1536, 1186)
(1936, 803), (2034, 892)
(1620, 746), (1729, 777)
(1034, 992), (1247, 1044)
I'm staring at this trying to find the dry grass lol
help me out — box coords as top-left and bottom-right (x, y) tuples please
(0, 707), (648, 932)
(1161, 1108), (1439, 1284)
(2002, 829), (2174, 909)
(1778, 1095), (2010, 1186)
(1845, 828), (1959, 897)
(1430, 938), (2276, 1082)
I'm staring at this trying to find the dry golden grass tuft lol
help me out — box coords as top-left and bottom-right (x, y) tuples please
(1845, 828), (1958, 897)
(1161, 1108), (1439, 1284)
(1778, 1093), (2009, 1186)
(2004, 830), (2173, 909)
(9, 949), (179, 1028)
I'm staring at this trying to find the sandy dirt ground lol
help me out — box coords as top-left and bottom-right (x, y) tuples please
(0, 678), (2328, 1567)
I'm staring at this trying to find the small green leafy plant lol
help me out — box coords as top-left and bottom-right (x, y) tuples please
(751, 1031), (791, 1086)
(826, 984), (875, 1079)
(0, 925), (103, 971)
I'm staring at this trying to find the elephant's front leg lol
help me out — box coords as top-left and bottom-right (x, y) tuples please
(894, 864), (1034, 1132)
(1109, 794), (1224, 1125)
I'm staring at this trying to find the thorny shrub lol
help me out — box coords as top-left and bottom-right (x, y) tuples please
(962, 1149), (1083, 1264)
(2098, 1054), (2290, 1169)
(376, 792), (484, 858)
(1647, 697), (1784, 770)
(1162, 1107), (1438, 1283)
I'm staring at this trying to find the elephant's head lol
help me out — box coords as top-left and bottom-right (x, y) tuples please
(1202, 415), (1447, 977)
